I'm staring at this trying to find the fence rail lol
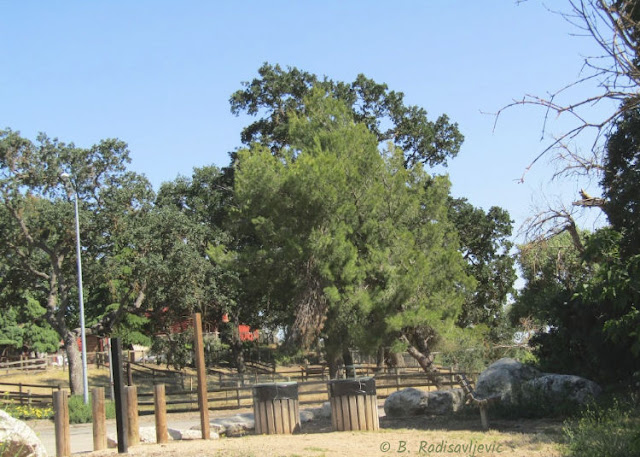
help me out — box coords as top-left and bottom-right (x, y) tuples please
(1, 354), (478, 414)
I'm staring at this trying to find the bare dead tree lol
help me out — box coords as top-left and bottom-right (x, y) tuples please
(496, 1), (640, 184)
(520, 197), (587, 252)
(498, 1), (640, 242)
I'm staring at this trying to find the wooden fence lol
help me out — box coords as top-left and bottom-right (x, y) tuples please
(0, 357), (50, 375)
(2, 364), (475, 414)
(0, 381), (63, 406)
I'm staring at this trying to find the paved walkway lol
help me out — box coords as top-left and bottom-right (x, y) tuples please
(29, 413), (203, 455)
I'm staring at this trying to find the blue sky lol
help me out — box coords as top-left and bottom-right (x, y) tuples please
(1, 1), (612, 240)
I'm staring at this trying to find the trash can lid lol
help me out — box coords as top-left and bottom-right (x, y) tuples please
(328, 377), (376, 396)
(253, 382), (299, 401)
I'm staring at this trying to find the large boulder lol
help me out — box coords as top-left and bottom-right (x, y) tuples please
(522, 374), (602, 405)
(384, 388), (465, 417)
(0, 409), (47, 457)
(474, 358), (541, 404)
(475, 358), (602, 408)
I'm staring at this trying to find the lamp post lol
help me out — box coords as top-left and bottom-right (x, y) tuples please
(61, 173), (89, 404)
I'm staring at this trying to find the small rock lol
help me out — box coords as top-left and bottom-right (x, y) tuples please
(300, 410), (315, 422)
(180, 429), (219, 440)
(138, 426), (161, 443)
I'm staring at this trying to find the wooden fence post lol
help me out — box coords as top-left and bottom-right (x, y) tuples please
(53, 390), (70, 457)
(126, 385), (140, 446)
(92, 387), (107, 451)
(192, 312), (210, 439)
(127, 351), (135, 386)
(154, 384), (169, 444)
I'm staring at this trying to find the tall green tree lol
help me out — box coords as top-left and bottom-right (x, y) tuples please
(602, 107), (640, 257)
(0, 129), (154, 394)
(233, 92), (473, 383)
(230, 63), (464, 168)
(448, 199), (516, 335)
(155, 166), (247, 371)
(511, 228), (639, 383)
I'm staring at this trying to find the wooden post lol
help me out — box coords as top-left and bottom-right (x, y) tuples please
(479, 404), (489, 430)
(92, 387), (107, 451)
(126, 385), (140, 446)
(154, 384), (169, 444)
(127, 351), (135, 386)
(192, 312), (210, 439)
(53, 390), (71, 457)
(111, 338), (128, 453)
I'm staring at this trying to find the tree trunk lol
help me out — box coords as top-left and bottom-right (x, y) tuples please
(389, 351), (406, 368)
(343, 349), (355, 378)
(326, 349), (342, 379)
(64, 331), (84, 396)
(230, 317), (245, 375)
(376, 346), (385, 372)
(399, 334), (443, 389)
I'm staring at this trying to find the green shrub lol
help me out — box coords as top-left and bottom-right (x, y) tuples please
(68, 394), (116, 424)
(563, 396), (640, 457)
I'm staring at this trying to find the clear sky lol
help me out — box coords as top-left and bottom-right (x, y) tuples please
(1, 1), (612, 241)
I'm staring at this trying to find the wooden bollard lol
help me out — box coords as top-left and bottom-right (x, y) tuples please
(92, 387), (107, 450)
(253, 383), (300, 434)
(53, 390), (71, 457)
(154, 384), (169, 444)
(192, 312), (210, 439)
(328, 378), (379, 431)
(125, 385), (140, 446)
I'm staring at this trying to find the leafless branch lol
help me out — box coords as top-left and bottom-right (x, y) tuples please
(495, 0), (640, 182)
(519, 197), (585, 252)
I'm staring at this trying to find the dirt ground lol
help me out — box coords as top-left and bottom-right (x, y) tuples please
(82, 414), (566, 457)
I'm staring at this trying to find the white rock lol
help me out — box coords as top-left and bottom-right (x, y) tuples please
(0, 409), (48, 457)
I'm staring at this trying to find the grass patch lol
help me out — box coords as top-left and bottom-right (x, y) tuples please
(562, 395), (640, 457)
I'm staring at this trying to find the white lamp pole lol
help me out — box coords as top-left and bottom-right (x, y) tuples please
(62, 173), (89, 404)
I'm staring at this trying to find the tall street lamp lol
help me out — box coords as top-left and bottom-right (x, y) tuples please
(61, 173), (89, 404)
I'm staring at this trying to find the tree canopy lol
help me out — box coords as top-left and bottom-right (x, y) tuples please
(230, 62), (464, 168)
(232, 91), (474, 382)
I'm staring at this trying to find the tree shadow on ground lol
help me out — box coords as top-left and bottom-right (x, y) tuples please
(300, 411), (566, 438)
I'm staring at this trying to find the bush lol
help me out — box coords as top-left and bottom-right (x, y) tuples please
(563, 396), (640, 457)
(68, 394), (116, 424)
